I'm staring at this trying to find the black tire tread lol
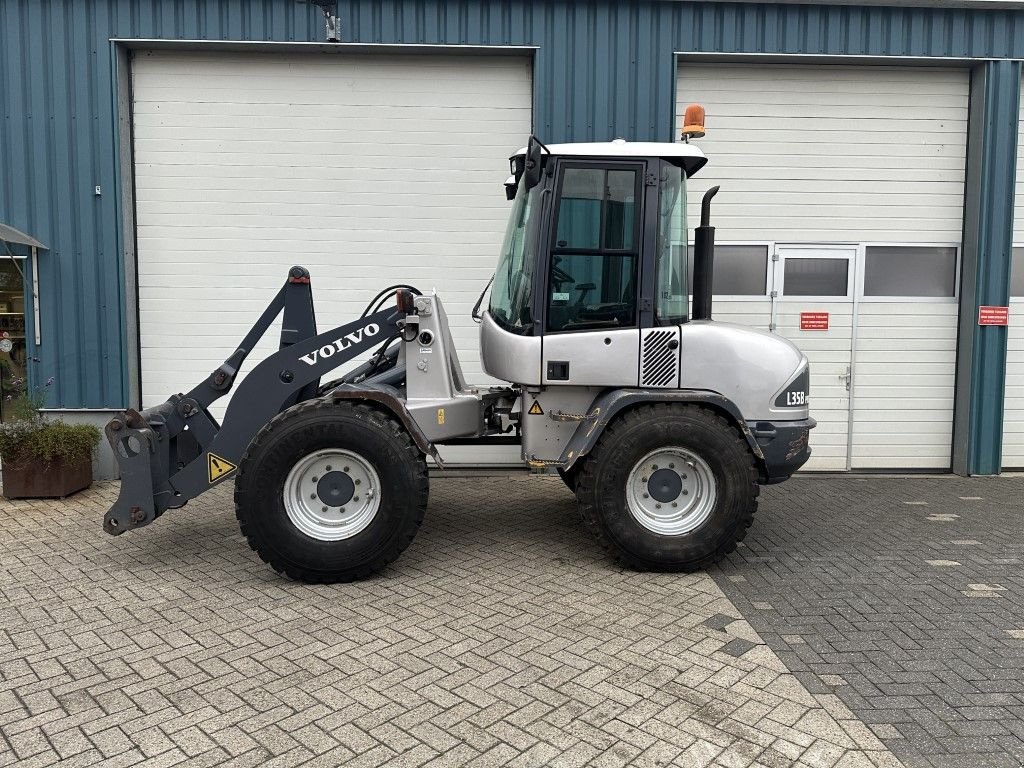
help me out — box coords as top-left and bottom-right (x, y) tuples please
(575, 403), (759, 572)
(234, 398), (428, 583)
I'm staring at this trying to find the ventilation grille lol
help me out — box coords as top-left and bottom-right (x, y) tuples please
(641, 330), (677, 387)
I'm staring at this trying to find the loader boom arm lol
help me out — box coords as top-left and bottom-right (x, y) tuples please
(103, 267), (405, 535)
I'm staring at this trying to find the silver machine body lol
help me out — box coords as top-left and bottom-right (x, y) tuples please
(402, 295), (809, 475)
(477, 308), (809, 466)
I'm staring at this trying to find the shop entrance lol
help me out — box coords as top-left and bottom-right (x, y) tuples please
(0, 259), (27, 421)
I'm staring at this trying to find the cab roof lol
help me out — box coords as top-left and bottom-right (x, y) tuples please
(512, 139), (707, 177)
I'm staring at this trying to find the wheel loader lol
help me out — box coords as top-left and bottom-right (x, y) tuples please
(103, 110), (814, 582)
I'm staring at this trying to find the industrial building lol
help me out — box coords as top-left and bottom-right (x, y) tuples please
(0, 0), (1022, 476)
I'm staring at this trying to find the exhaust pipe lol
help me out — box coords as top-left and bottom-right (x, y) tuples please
(691, 186), (720, 321)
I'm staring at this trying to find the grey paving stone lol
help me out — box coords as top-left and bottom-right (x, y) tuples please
(721, 639), (759, 658)
(712, 475), (1024, 768)
(0, 477), (899, 768)
(704, 613), (739, 632)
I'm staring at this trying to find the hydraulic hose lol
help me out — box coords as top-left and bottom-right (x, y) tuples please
(360, 284), (423, 318)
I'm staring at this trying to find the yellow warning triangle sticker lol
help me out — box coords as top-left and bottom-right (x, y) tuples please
(528, 400), (544, 416)
(208, 453), (238, 483)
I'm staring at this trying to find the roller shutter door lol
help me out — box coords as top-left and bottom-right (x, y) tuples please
(1006, 95), (1024, 468)
(677, 63), (967, 470)
(131, 50), (531, 464)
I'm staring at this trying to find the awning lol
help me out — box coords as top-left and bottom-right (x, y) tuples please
(0, 223), (46, 250)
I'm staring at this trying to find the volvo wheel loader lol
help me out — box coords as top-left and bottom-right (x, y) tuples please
(103, 112), (814, 583)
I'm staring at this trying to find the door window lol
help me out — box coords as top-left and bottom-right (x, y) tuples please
(783, 257), (849, 296)
(548, 166), (640, 332)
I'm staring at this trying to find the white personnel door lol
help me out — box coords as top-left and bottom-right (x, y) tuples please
(773, 246), (855, 471)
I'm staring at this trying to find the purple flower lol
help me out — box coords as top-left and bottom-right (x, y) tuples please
(11, 378), (22, 387)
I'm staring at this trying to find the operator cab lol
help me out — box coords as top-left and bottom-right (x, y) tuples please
(481, 136), (708, 386)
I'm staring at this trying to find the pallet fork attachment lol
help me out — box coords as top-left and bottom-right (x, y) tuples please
(104, 266), (408, 535)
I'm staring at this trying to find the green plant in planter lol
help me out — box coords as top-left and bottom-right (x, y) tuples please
(0, 413), (101, 468)
(0, 378), (101, 498)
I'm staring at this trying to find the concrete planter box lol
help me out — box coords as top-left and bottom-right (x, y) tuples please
(2, 456), (92, 499)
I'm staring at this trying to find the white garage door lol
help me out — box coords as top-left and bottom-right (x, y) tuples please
(1005, 90), (1024, 470)
(131, 50), (531, 463)
(1005, 248), (1024, 468)
(677, 63), (968, 470)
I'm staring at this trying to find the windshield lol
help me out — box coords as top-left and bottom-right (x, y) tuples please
(656, 162), (688, 325)
(489, 180), (542, 334)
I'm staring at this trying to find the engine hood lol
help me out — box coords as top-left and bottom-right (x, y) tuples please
(678, 320), (809, 422)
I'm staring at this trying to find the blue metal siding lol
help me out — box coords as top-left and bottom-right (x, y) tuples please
(2, 0), (1024, 410)
(955, 61), (1021, 475)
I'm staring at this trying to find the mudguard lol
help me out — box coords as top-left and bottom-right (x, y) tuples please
(326, 382), (443, 466)
(557, 389), (765, 471)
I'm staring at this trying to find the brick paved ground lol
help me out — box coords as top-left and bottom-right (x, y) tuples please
(714, 475), (1024, 768)
(0, 476), (901, 768)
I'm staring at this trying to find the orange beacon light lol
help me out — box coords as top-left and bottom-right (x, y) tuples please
(681, 103), (706, 139)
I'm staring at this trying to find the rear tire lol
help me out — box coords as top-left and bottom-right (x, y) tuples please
(234, 399), (428, 583)
(576, 404), (758, 571)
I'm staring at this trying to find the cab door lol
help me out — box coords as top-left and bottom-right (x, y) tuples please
(540, 161), (648, 386)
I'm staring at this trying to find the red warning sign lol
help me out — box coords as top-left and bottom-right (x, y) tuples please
(978, 306), (1009, 326)
(800, 312), (829, 331)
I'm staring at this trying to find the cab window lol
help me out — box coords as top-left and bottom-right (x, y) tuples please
(489, 180), (542, 334)
(547, 165), (640, 332)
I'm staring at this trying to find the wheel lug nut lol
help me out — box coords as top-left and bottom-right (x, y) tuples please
(672, 502), (677, 507)
(643, 493), (649, 499)
(652, 464), (659, 470)
(683, 490), (689, 495)
(355, 479), (361, 485)
(344, 466), (350, 472)
(641, 476), (647, 482)
(669, 463), (675, 469)
(321, 506), (328, 512)
(310, 493), (316, 499)
(312, 476), (318, 482)
(354, 496), (359, 501)
(656, 503), (662, 509)
(339, 507), (345, 514)
(682, 474), (688, 479)
(326, 465), (332, 471)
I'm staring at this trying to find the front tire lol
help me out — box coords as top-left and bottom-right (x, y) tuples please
(234, 400), (428, 583)
(576, 404), (758, 571)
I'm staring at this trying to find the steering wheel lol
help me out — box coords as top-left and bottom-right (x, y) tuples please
(551, 264), (576, 289)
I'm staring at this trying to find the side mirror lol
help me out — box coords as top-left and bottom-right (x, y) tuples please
(523, 136), (545, 190)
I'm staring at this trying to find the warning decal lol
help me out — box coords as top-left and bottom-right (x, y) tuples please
(978, 306), (1010, 326)
(528, 400), (544, 416)
(800, 312), (829, 331)
(208, 453), (238, 483)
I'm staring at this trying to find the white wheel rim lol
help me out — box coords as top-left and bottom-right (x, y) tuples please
(626, 447), (717, 536)
(283, 449), (381, 541)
